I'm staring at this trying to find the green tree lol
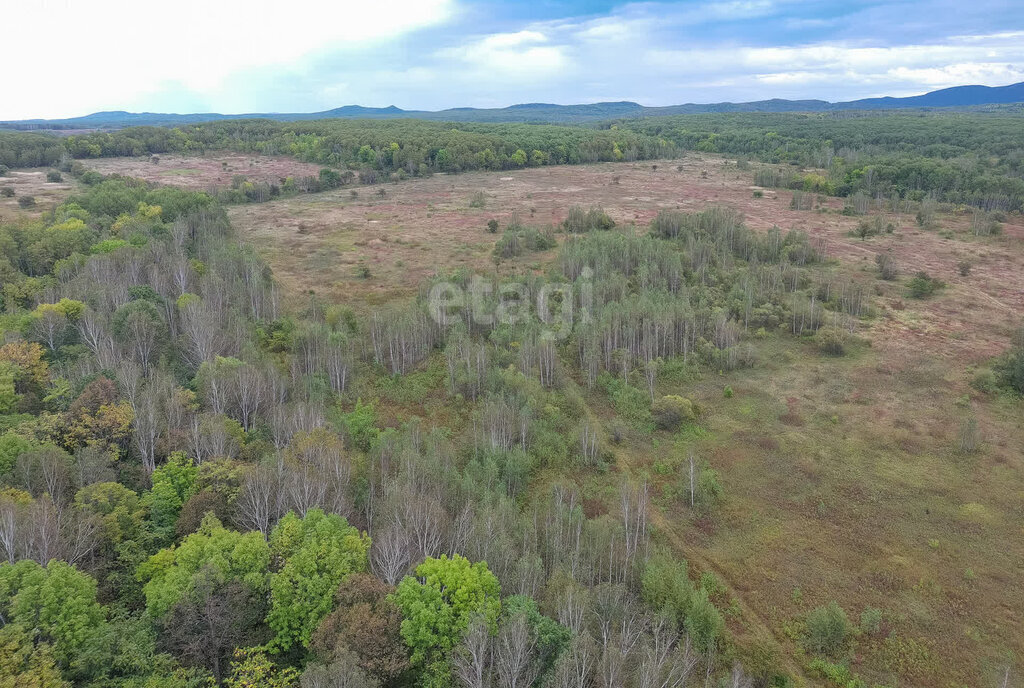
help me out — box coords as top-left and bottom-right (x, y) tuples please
(684, 587), (724, 652)
(392, 554), (501, 686)
(0, 431), (35, 477)
(641, 553), (694, 622)
(501, 595), (569, 682)
(137, 513), (270, 619)
(224, 647), (299, 688)
(144, 451), (199, 544)
(341, 399), (378, 452)
(0, 560), (107, 671)
(267, 509), (371, 652)
(0, 626), (69, 688)
(75, 482), (150, 599)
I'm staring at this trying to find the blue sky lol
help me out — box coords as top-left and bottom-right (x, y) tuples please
(6, 0), (1024, 119)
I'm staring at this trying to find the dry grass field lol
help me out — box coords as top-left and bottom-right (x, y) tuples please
(0, 168), (77, 222)
(228, 157), (1024, 686)
(81, 153), (326, 191)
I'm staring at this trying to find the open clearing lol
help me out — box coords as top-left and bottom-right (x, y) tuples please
(230, 157), (1024, 686)
(0, 169), (77, 222)
(81, 153), (326, 191)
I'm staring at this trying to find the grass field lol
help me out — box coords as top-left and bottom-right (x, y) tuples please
(0, 168), (77, 222)
(81, 153), (326, 191)
(227, 156), (1023, 686)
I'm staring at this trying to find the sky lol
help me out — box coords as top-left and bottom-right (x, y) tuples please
(5, 0), (1024, 119)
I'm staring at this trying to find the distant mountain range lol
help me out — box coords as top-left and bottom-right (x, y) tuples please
(5, 81), (1024, 129)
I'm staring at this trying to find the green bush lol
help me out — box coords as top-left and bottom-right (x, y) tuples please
(46, 170), (63, 183)
(906, 271), (944, 298)
(993, 346), (1024, 394)
(486, 218), (498, 233)
(804, 601), (851, 656)
(17, 195), (35, 208)
(0, 186), (13, 198)
(817, 328), (847, 356)
(468, 191), (486, 208)
(651, 395), (696, 430)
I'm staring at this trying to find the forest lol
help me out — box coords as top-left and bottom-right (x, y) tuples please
(614, 111), (1024, 211)
(0, 108), (1022, 688)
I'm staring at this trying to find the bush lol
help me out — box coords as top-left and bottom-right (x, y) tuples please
(752, 190), (763, 198)
(875, 252), (898, 280)
(853, 216), (887, 240)
(993, 346), (1024, 394)
(651, 395), (696, 430)
(817, 328), (847, 356)
(906, 271), (944, 298)
(859, 607), (883, 635)
(0, 187), (13, 198)
(17, 195), (35, 208)
(486, 218), (498, 233)
(804, 602), (851, 656)
(46, 170), (63, 183)
(0, 164), (8, 176)
(563, 205), (614, 233)
(468, 191), (486, 208)
(957, 260), (972, 276)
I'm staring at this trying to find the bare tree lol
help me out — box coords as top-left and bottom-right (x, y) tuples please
(493, 613), (540, 688)
(454, 616), (492, 688)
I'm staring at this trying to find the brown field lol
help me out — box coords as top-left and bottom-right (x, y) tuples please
(81, 153), (326, 192)
(228, 157), (1024, 686)
(0, 169), (77, 222)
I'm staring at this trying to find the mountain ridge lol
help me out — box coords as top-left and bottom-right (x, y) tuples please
(4, 81), (1024, 129)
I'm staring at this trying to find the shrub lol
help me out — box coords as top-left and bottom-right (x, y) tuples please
(723, 386), (733, 398)
(46, 170), (63, 183)
(853, 216), (886, 240)
(17, 195), (35, 208)
(993, 346), (1024, 394)
(0, 187), (13, 198)
(804, 601), (851, 656)
(875, 252), (898, 280)
(651, 395), (696, 430)
(468, 191), (486, 208)
(906, 271), (944, 298)
(957, 260), (971, 276)
(563, 205), (614, 232)
(860, 607), (883, 635)
(817, 328), (847, 356)
(790, 190), (813, 211)
(0, 164), (8, 176)
(752, 190), (763, 198)
(486, 218), (498, 233)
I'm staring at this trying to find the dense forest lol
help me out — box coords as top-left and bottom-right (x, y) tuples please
(615, 111), (1024, 211)
(5, 110), (1024, 213)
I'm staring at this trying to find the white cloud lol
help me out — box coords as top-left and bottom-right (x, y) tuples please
(437, 30), (568, 79)
(4, 0), (1023, 118)
(4, 0), (454, 118)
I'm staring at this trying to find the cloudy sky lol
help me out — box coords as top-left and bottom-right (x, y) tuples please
(6, 0), (1024, 119)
